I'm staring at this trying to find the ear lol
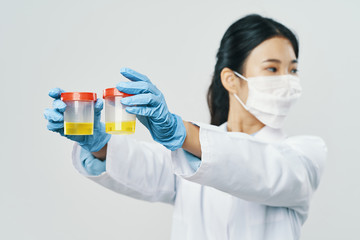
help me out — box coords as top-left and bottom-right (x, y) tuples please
(220, 67), (239, 94)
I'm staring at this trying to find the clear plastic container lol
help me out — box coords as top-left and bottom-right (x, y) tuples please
(60, 92), (97, 135)
(103, 88), (136, 134)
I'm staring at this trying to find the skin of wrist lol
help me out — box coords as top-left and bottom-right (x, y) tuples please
(91, 143), (107, 161)
(182, 121), (201, 158)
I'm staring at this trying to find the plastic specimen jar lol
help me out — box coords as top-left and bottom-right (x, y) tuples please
(103, 88), (136, 134)
(60, 92), (97, 135)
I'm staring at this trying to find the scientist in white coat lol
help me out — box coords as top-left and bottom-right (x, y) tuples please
(44, 14), (327, 240)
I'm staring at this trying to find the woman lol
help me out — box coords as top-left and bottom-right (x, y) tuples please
(44, 14), (327, 240)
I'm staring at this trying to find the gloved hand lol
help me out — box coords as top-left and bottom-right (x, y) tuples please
(44, 88), (111, 152)
(117, 67), (186, 151)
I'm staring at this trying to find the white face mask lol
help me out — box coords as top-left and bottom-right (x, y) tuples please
(233, 71), (302, 129)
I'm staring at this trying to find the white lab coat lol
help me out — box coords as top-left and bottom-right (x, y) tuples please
(72, 122), (327, 240)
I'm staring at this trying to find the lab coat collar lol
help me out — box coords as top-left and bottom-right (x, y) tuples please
(219, 122), (287, 143)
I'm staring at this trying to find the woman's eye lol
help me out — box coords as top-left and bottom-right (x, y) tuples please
(291, 68), (298, 74)
(267, 67), (277, 72)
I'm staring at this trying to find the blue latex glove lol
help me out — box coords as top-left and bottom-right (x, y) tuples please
(80, 147), (106, 176)
(117, 67), (186, 151)
(44, 88), (111, 152)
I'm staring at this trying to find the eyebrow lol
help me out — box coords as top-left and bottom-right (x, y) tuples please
(262, 59), (298, 64)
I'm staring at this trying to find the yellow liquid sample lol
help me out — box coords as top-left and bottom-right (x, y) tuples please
(105, 121), (136, 135)
(64, 122), (93, 135)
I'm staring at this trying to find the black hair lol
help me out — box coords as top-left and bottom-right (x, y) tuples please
(207, 14), (299, 126)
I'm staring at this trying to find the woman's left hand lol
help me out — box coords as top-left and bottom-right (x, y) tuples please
(117, 67), (186, 151)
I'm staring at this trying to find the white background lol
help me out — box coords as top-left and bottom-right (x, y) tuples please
(1, 0), (359, 239)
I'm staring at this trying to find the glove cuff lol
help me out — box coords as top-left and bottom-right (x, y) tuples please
(161, 114), (186, 151)
(89, 133), (111, 152)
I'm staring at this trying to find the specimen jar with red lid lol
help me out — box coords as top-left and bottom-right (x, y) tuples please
(103, 88), (136, 134)
(60, 92), (97, 135)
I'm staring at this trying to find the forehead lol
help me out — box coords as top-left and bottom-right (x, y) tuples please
(246, 36), (297, 63)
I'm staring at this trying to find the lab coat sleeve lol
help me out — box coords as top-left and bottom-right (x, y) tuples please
(72, 135), (177, 205)
(171, 125), (327, 213)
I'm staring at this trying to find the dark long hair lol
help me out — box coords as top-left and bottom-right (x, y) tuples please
(207, 14), (299, 125)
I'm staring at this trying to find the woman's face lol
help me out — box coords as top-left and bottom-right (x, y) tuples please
(233, 36), (298, 104)
(220, 36), (299, 131)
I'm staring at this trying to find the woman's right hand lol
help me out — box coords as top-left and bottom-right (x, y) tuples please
(43, 87), (111, 153)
